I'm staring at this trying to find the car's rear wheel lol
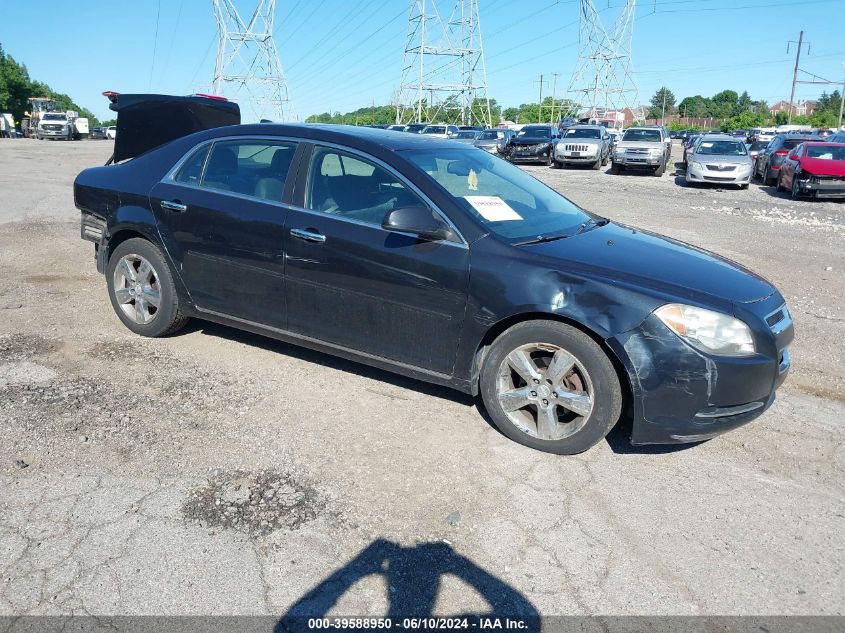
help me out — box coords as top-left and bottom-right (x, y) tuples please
(480, 321), (622, 454)
(776, 173), (785, 192)
(106, 238), (189, 338)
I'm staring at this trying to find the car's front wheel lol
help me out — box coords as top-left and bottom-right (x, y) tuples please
(480, 321), (622, 454)
(106, 238), (189, 337)
(791, 176), (802, 200)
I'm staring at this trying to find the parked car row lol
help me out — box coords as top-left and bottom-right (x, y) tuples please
(677, 130), (845, 198)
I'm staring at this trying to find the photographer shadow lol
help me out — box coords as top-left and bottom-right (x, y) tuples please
(275, 539), (539, 631)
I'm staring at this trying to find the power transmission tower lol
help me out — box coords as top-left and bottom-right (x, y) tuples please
(396, 0), (492, 127)
(561, 0), (639, 128)
(211, 0), (296, 122)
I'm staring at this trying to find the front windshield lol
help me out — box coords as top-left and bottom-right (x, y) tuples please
(696, 140), (747, 156)
(479, 131), (504, 140)
(517, 127), (550, 138)
(622, 129), (661, 142)
(404, 148), (590, 241)
(43, 113), (66, 121)
(563, 128), (601, 139)
(806, 145), (845, 160)
(423, 126), (446, 135)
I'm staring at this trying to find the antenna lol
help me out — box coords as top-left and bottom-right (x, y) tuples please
(211, 0), (296, 122)
(561, 0), (639, 128)
(396, 0), (492, 127)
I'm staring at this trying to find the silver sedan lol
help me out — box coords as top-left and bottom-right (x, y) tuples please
(685, 136), (753, 188)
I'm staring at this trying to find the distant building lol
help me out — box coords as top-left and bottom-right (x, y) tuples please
(770, 100), (817, 117)
(573, 106), (647, 128)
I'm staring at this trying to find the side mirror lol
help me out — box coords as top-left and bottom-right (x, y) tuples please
(382, 206), (454, 242)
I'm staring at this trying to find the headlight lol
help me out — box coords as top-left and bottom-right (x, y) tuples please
(689, 160), (703, 170)
(655, 304), (756, 357)
(648, 148), (662, 155)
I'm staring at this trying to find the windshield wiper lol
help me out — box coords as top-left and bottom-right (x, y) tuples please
(512, 233), (571, 246)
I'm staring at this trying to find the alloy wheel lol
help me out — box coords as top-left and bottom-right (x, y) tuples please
(495, 343), (594, 441)
(112, 254), (162, 324)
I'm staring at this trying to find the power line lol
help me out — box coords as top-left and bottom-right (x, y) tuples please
(148, 0), (162, 90)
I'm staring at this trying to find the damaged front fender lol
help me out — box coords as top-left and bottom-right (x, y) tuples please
(608, 314), (782, 445)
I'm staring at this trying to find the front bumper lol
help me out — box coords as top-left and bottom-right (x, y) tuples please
(555, 148), (600, 163)
(796, 176), (845, 199)
(39, 128), (69, 138)
(613, 152), (663, 168)
(607, 299), (793, 445)
(507, 145), (551, 162)
(686, 163), (752, 184)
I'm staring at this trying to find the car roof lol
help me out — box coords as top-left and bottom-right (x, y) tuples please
(200, 122), (464, 153)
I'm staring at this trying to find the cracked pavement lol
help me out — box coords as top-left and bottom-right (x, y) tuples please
(0, 140), (843, 616)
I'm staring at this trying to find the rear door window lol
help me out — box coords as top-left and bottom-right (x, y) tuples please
(175, 146), (210, 185)
(200, 139), (299, 202)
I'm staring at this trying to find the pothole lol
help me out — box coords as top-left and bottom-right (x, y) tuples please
(183, 469), (324, 536)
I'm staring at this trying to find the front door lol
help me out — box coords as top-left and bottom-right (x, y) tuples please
(150, 138), (300, 329)
(284, 145), (470, 376)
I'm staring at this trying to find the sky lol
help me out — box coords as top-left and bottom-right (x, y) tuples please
(1, 0), (843, 123)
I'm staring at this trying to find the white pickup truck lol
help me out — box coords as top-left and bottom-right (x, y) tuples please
(36, 111), (89, 140)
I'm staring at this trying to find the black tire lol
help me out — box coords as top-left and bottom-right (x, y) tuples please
(601, 154), (608, 167)
(106, 238), (189, 337)
(592, 156), (602, 170)
(609, 161), (620, 175)
(654, 161), (665, 177)
(791, 176), (801, 200)
(546, 151), (554, 167)
(776, 173), (785, 192)
(479, 320), (622, 455)
(763, 168), (775, 186)
(551, 159), (561, 169)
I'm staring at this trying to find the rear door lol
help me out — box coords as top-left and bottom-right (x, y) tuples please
(283, 144), (470, 376)
(150, 137), (303, 329)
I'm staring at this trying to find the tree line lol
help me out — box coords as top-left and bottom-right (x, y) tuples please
(649, 86), (843, 130)
(0, 44), (101, 126)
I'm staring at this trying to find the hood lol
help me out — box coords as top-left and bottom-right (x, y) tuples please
(525, 222), (775, 306)
(617, 141), (662, 149)
(694, 154), (752, 165)
(512, 136), (553, 144)
(560, 138), (602, 145)
(800, 156), (845, 177)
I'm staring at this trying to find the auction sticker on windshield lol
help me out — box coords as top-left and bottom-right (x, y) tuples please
(464, 196), (522, 221)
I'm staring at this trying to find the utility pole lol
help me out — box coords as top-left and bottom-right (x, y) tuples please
(550, 72), (560, 124)
(660, 88), (667, 125)
(839, 62), (845, 129)
(787, 31), (805, 125)
(839, 75), (844, 130)
(535, 74), (546, 123)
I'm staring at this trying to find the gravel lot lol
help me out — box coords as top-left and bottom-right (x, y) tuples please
(0, 138), (843, 618)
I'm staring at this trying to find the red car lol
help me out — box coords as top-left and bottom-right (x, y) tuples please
(776, 142), (845, 200)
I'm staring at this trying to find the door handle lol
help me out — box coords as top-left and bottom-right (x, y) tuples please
(160, 200), (187, 213)
(290, 228), (326, 243)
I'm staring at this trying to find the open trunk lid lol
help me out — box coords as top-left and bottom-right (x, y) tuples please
(105, 92), (240, 163)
